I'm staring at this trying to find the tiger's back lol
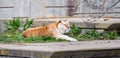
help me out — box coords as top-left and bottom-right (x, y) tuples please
(22, 21), (58, 38)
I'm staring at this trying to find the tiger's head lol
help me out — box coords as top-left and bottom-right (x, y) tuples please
(57, 19), (70, 34)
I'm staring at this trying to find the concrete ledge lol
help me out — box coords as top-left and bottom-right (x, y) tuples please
(0, 40), (120, 58)
(32, 18), (120, 29)
(2, 18), (120, 29)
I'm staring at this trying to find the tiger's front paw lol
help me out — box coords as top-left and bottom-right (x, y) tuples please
(68, 38), (78, 42)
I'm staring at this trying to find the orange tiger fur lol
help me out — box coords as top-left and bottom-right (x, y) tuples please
(22, 19), (77, 41)
(22, 21), (59, 37)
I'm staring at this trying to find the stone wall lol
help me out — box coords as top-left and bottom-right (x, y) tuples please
(0, 40), (120, 58)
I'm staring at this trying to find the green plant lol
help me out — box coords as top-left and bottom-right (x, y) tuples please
(5, 18), (33, 31)
(108, 31), (118, 39)
(0, 30), (67, 43)
(68, 24), (81, 36)
(84, 29), (100, 39)
(101, 31), (119, 40)
(77, 29), (120, 40)
(23, 19), (33, 31)
(5, 18), (21, 31)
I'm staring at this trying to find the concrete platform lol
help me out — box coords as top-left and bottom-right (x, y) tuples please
(1, 18), (120, 34)
(32, 18), (120, 29)
(2, 18), (120, 29)
(0, 40), (120, 58)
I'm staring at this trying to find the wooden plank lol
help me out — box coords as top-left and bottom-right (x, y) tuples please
(0, 0), (119, 19)
(0, 8), (13, 19)
(0, 7), (13, 8)
(12, 0), (30, 18)
(0, 0), (14, 19)
(30, 0), (69, 18)
(30, 0), (46, 18)
(0, 0), (14, 7)
(45, 6), (74, 8)
(45, 0), (67, 6)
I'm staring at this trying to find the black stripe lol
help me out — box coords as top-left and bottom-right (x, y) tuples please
(0, 55), (30, 58)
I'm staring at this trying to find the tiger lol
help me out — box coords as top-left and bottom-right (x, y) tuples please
(22, 19), (78, 41)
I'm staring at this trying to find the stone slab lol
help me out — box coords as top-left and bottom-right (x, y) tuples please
(1, 18), (120, 29)
(30, 18), (120, 29)
(0, 40), (120, 58)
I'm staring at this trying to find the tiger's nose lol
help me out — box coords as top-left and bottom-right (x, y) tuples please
(66, 28), (70, 33)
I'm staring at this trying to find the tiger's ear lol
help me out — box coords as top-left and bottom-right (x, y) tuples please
(58, 20), (61, 23)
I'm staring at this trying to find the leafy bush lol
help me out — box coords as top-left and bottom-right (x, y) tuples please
(5, 18), (33, 31)
(5, 18), (20, 31)
(67, 24), (81, 36)
(101, 31), (119, 40)
(65, 24), (120, 41)
(83, 29), (100, 39)
(23, 19), (33, 31)
(76, 29), (120, 40)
